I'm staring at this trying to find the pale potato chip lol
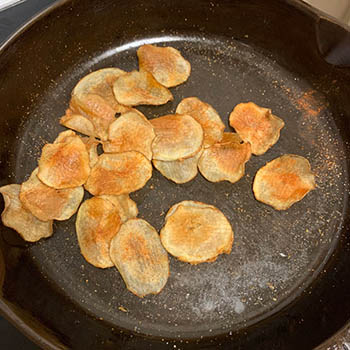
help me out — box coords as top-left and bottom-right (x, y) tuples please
(103, 110), (155, 160)
(150, 114), (203, 161)
(253, 154), (316, 210)
(60, 110), (96, 138)
(81, 137), (99, 168)
(76, 197), (121, 268)
(84, 151), (152, 196)
(71, 68), (130, 140)
(153, 149), (202, 184)
(160, 200), (233, 264)
(99, 194), (138, 223)
(0, 184), (53, 242)
(19, 168), (84, 221)
(112, 70), (173, 106)
(176, 97), (225, 147)
(137, 44), (191, 87)
(198, 133), (251, 183)
(37, 131), (90, 189)
(229, 102), (284, 155)
(109, 218), (169, 297)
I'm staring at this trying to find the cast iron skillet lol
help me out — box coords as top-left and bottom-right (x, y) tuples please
(0, 0), (350, 349)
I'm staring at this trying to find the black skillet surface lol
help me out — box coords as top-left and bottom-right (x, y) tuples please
(0, 0), (350, 349)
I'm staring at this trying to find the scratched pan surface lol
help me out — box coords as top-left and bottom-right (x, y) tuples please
(0, 0), (350, 349)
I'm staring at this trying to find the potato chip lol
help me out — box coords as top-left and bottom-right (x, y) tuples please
(103, 111), (155, 160)
(20, 168), (84, 221)
(137, 44), (191, 87)
(0, 184), (53, 242)
(70, 68), (130, 140)
(99, 194), (138, 223)
(60, 110), (96, 138)
(253, 154), (316, 210)
(76, 197), (121, 268)
(153, 149), (202, 184)
(109, 219), (169, 297)
(37, 130), (90, 189)
(112, 70), (173, 106)
(198, 133), (251, 183)
(176, 97), (225, 147)
(150, 114), (203, 161)
(165, 200), (217, 220)
(84, 151), (152, 196)
(229, 102), (284, 155)
(160, 200), (233, 264)
(81, 137), (99, 168)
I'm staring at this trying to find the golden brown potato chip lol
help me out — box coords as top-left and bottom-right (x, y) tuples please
(76, 197), (122, 268)
(99, 194), (138, 223)
(38, 130), (90, 189)
(198, 133), (251, 183)
(103, 110), (155, 160)
(137, 44), (191, 87)
(112, 70), (173, 106)
(229, 102), (284, 155)
(153, 149), (202, 184)
(160, 200), (233, 264)
(81, 137), (99, 168)
(150, 114), (203, 161)
(0, 184), (53, 242)
(253, 154), (316, 210)
(71, 68), (130, 140)
(60, 110), (96, 138)
(84, 151), (152, 196)
(176, 97), (225, 147)
(109, 218), (169, 297)
(19, 168), (84, 221)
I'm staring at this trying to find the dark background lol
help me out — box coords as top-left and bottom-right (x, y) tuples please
(0, 2), (57, 348)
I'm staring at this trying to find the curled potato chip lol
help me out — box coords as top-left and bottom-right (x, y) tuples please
(76, 197), (121, 268)
(153, 149), (202, 184)
(60, 110), (96, 138)
(0, 184), (53, 242)
(229, 102), (284, 155)
(19, 168), (84, 221)
(165, 200), (217, 220)
(112, 70), (173, 106)
(137, 44), (191, 87)
(38, 131), (90, 189)
(99, 194), (138, 223)
(71, 68), (130, 140)
(160, 200), (233, 264)
(198, 133), (251, 183)
(85, 151), (152, 196)
(81, 137), (99, 168)
(103, 111), (155, 160)
(151, 114), (203, 161)
(110, 218), (169, 297)
(253, 154), (316, 210)
(176, 97), (225, 147)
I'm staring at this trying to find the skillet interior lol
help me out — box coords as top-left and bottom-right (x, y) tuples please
(0, 0), (349, 349)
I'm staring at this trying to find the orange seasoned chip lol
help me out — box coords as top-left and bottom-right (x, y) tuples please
(160, 200), (233, 264)
(150, 114), (203, 161)
(137, 44), (191, 87)
(176, 97), (225, 147)
(103, 110), (155, 160)
(76, 197), (121, 268)
(110, 218), (169, 297)
(37, 131), (90, 189)
(112, 70), (173, 106)
(253, 154), (316, 210)
(84, 152), (152, 196)
(0, 184), (53, 242)
(198, 133), (251, 183)
(229, 102), (284, 155)
(60, 109), (96, 138)
(20, 168), (84, 221)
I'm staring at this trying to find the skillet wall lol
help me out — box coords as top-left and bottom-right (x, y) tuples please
(0, 0), (349, 349)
